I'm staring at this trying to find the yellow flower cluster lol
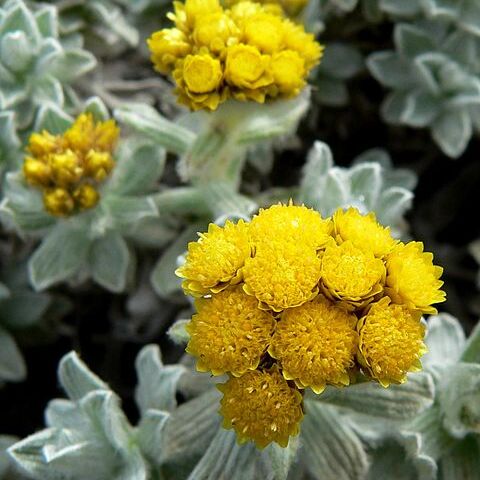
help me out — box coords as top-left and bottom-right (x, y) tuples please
(147, 0), (322, 110)
(178, 204), (446, 448)
(23, 114), (119, 217)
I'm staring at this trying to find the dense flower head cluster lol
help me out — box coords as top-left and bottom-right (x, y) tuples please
(23, 114), (119, 217)
(147, 0), (322, 110)
(177, 203), (446, 448)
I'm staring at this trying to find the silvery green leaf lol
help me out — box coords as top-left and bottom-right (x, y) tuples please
(0, 326), (26, 382)
(0, 31), (33, 72)
(58, 351), (108, 401)
(167, 319), (190, 345)
(102, 195), (158, 228)
(237, 89), (310, 144)
(320, 169), (350, 216)
(262, 436), (299, 480)
(404, 405), (455, 461)
(365, 431), (437, 480)
(438, 363), (480, 438)
(34, 103), (73, 134)
(347, 162), (382, 209)
(187, 429), (259, 480)
(35, 5), (57, 38)
(49, 49), (96, 82)
(152, 188), (210, 217)
(84, 96), (109, 121)
(382, 91), (414, 124)
(114, 104), (196, 155)
(29, 223), (91, 291)
(0, 1), (40, 44)
(0, 435), (18, 477)
(34, 77), (65, 107)
(461, 321), (480, 363)
(423, 314), (466, 368)
(439, 437), (480, 480)
(0, 291), (51, 329)
(151, 223), (206, 298)
(317, 372), (435, 420)
(301, 401), (369, 480)
(0, 111), (20, 151)
(161, 388), (221, 464)
(136, 410), (170, 467)
(368, 52), (415, 89)
(377, 187), (414, 226)
(0, 173), (54, 232)
(199, 182), (257, 220)
(400, 91), (440, 128)
(135, 344), (185, 415)
(431, 108), (472, 158)
(314, 77), (349, 107)
(395, 24), (436, 58)
(89, 232), (131, 293)
(107, 141), (166, 196)
(458, 1), (480, 37)
(380, 0), (422, 15)
(318, 43), (363, 80)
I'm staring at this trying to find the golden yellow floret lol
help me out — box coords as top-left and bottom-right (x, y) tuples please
(243, 240), (320, 311)
(226, 0), (308, 17)
(148, 28), (192, 74)
(147, 0), (323, 110)
(357, 297), (426, 387)
(23, 113), (120, 217)
(385, 241), (446, 315)
(269, 295), (357, 393)
(249, 203), (332, 250)
(176, 219), (251, 296)
(334, 207), (397, 258)
(218, 367), (303, 448)
(320, 240), (385, 307)
(43, 188), (75, 217)
(186, 286), (275, 376)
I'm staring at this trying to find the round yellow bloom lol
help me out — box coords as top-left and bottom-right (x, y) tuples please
(186, 287), (275, 376)
(23, 157), (51, 187)
(249, 203), (332, 250)
(385, 242), (446, 315)
(184, 0), (222, 30)
(269, 295), (357, 393)
(193, 12), (239, 54)
(73, 184), (100, 210)
(282, 20), (323, 70)
(334, 208), (397, 258)
(176, 219), (251, 296)
(357, 297), (426, 387)
(320, 240), (385, 307)
(244, 13), (284, 53)
(148, 28), (192, 74)
(270, 50), (305, 95)
(43, 188), (75, 217)
(23, 113), (120, 217)
(225, 44), (272, 91)
(243, 240), (321, 311)
(218, 367), (303, 448)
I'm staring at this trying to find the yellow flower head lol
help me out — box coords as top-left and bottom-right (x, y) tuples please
(243, 240), (321, 311)
(249, 203), (332, 250)
(176, 219), (251, 296)
(226, 0), (308, 18)
(23, 113), (119, 217)
(147, 0), (323, 110)
(357, 297), (426, 387)
(334, 207), (397, 258)
(186, 286), (275, 376)
(320, 240), (385, 307)
(386, 242), (446, 315)
(218, 367), (303, 448)
(269, 295), (357, 393)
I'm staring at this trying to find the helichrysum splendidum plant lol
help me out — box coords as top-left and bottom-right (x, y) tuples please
(176, 203), (445, 448)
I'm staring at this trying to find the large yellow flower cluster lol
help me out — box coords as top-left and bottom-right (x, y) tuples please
(147, 0), (322, 110)
(177, 204), (446, 448)
(23, 114), (119, 217)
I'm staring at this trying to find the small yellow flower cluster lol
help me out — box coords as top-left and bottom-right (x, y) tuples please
(177, 204), (446, 448)
(147, 0), (322, 110)
(23, 114), (119, 217)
